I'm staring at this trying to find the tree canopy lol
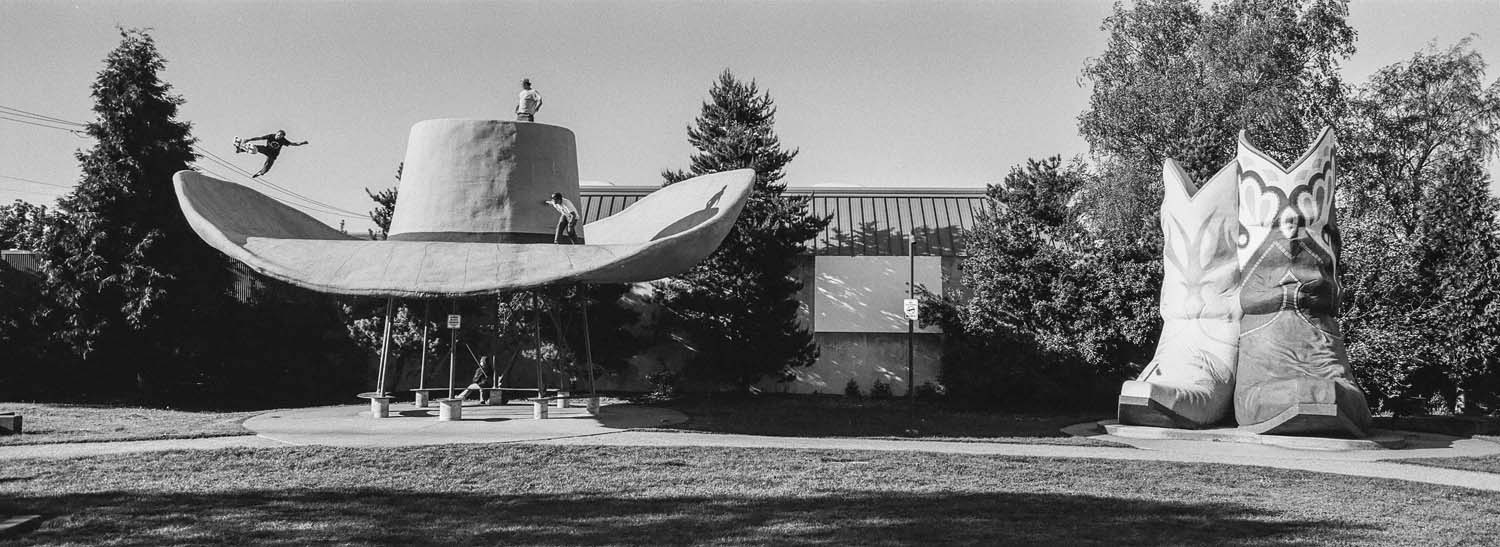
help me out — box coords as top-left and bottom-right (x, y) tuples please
(1338, 38), (1500, 413)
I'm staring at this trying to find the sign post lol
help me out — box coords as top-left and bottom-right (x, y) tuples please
(447, 311), (460, 399)
(907, 237), (916, 403)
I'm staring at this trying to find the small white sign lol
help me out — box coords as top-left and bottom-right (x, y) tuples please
(902, 298), (920, 322)
(446, 314), (462, 329)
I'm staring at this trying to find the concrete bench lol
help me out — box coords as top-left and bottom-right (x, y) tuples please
(409, 387), (559, 407)
(0, 413), (20, 435)
(356, 392), (395, 418)
(523, 394), (601, 418)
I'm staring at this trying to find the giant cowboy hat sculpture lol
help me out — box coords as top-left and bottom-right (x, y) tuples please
(174, 119), (755, 297)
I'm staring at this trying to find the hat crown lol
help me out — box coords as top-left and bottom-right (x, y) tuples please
(388, 119), (580, 243)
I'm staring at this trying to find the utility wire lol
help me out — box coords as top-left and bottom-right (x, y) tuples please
(0, 105), (86, 127)
(0, 103), (370, 220)
(0, 114), (87, 135)
(0, 174), (72, 189)
(192, 145), (367, 218)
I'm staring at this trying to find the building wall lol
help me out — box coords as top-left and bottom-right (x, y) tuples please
(813, 256), (942, 334)
(769, 332), (942, 396)
(755, 255), (956, 395)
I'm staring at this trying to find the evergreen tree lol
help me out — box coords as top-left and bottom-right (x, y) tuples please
(38, 28), (238, 399)
(365, 162), (400, 240)
(658, 69), (828, 391)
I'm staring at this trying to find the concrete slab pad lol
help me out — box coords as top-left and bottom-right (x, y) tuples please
(1102, 420), (1406, 450)
(1067, 420), (1500, 462)
(242, 402), (687, 447)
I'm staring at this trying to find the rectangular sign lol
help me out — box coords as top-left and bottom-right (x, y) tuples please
(446, 314), (461, 329)
(903, 298), (919, 322)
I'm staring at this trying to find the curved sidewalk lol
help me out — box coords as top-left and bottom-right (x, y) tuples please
(2, 402), (1498, 493)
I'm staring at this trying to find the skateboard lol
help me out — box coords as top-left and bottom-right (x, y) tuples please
(233, 137), (257, 155)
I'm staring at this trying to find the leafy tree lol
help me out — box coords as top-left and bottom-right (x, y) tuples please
(35, 28), (240, 399)
(1338, 39), (1500, 414)
(1079, 0), (1356, 181)
(657, 69), (828, 391)
(926, 158), (1152, 407)
(0, 200), (52, 250)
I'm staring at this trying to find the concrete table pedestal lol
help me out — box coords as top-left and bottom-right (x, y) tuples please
(414, 391), (429, 408)
(436, 398), (462, 421)
(0, 412), (21, 435)
(368, 396), (394, 419)
(586, 397), (600, 415)
(532, 401), (549, 420)
(557, 393), (571, 408)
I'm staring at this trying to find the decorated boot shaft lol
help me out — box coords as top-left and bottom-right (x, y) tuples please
(1119, 159), (1241, 428)
(1233, 128), (1371, 436)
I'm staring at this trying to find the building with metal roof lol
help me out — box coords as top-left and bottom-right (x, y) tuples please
(583, 186), (988, 257)
(583, 184), (989, 396)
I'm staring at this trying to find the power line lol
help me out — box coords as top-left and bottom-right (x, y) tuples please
(0, 174), (72, 189)
(191, 146), (367, 219)
(0, 114), (87, 136)
(192, 145), (368, 218)
(187, 158), (362, 219)
(0, 103), (371, 221)
(0, 185), (63, 198)
(0, 105), (86, 127)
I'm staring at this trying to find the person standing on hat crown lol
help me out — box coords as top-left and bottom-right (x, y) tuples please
(516, 78), (543, 122)
(543, 192), (579, 244)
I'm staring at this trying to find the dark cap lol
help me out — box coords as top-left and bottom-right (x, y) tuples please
(551, 192), (562, 200)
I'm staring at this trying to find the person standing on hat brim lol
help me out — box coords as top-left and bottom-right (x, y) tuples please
(516, 78), (543, 122)
(543, 192), (579, 244)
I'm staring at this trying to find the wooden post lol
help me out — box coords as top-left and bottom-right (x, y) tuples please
(377, 297), (394, 396)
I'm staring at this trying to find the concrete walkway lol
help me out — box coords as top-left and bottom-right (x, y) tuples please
(3, 402), (1499, 493)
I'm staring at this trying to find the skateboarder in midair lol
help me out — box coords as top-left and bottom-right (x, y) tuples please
(235, 129), (308, 178)
(543, 192), (579, 244)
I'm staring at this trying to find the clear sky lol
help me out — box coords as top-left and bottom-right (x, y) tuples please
(2, 0), (1498, 233)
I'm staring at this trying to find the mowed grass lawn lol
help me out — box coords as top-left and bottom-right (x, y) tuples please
(0, 403), (259, 445)
(652, 395), (1116, 445)
(2, 444), (1499, 546)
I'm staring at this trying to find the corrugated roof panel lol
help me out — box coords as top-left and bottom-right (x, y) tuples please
(919, 198), (937, 255)
(897, 197), (914, 253)
(580, 185), (987, 257)
(943, 199), (960, 255)
(883, 197), (900, 255)
(859, 197), (876, 256)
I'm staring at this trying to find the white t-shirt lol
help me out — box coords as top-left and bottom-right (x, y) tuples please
(548, 197), (578, 218)
(517, 89), (543, 114)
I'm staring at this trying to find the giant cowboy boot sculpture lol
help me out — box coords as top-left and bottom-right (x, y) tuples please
(1119, 159), (1241, 428)
(1233, 128), (1371, 437)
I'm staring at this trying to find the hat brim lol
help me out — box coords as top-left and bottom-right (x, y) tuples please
(173, 169), (755, 298)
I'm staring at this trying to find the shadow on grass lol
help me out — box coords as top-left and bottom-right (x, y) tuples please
(650, 395), (1108, 442)
(7, 489), (1364, 545)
